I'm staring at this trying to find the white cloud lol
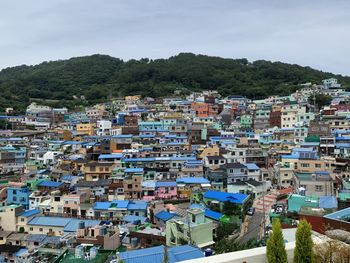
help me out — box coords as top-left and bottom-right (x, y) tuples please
(0, 0), (349, 75)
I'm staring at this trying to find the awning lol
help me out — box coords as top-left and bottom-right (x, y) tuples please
(197, 241), (215, 248)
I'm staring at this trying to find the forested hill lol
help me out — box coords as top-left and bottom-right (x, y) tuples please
(0, 53), (349, 113)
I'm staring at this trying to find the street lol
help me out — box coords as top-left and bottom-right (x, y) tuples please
(239, 211), (264, 244)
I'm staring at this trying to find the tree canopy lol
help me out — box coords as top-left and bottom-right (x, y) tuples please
(294, 219), (314, 263)
(1, 53), (349, 113)
(266, 219), (288, 263)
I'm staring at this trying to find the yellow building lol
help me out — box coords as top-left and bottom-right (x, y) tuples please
(76, 123), (96, 136)
(83, 162), (115, 181)
(198, 145), (220, 159)
(125, 95), (141, 101)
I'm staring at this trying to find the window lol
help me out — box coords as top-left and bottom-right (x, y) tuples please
(21, 218), (24, 222)
(301, 163), (309, 168)
(315, 164), (321, 168)
(30, 227), (33, 231)
(39, 228), (43, 232)
(315, 185), (323, 192)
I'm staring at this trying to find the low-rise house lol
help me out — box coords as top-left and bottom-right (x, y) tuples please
(83, 162), (114, 181)
(26, 216), (101, 236)
(294, 171), (335, 196)
(7, 183), (30, 209)
(176, 177), (211, 199)
(166, 208), (214, 248)
(154, 210), (180, 228)
(227, 180), (265, 199)
(155, 181), (177, 200)
(203, 190), (250, 213)
(37, 180), (65, 194)
(76, 223), (120, 250)
(0, 244), (26, 263)
(130, 227), (166, 248)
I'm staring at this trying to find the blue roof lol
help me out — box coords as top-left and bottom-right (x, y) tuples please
(28, 216), (70, 227)
(140, 134), (155, 138)
(94, 202), (112, 210)
(324, 207), (350, 221)
(168, 245), (204, 262)
(64, 218), (101, 232)
(176, 177), (209, 184)
(19, 209), (40, 217)
(204, 190), (249, 205)
(63, 141), (84, 145)
(98, 153), (123, 159)
(122, 158), (156, 162)
(293, 147), (314, 152)
(169, 156), (197, 161)
(112, 134), (133, 138)
(127, 201), (148, 210)
(156, 181), (177, 188)
(125, 168), (144, 173)
(61, 175), (78, 181)
(94, 200), (131, 210)
(38, 181), (64, 188)
(112, 200), (130, 209)
(155, 210), (178, 222)
(336, 143), (350, 149)
(27, 216), (100, 232)
(142, 181), (156, 188)
(245, 163), (260, 170)
(336, 136), (350, 141)
(119, 245), (203, 263)
(319, 196), (338, 209)
(205, 209), (223, 221)
(123, 215), (148, 224)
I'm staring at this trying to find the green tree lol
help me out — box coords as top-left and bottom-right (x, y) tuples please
(308, 94), (332, 109)
(266, 219), (288, 263)
(215, 223), (238, 241)
(294, 219), (314, 263)
(222, 201), (241, 216)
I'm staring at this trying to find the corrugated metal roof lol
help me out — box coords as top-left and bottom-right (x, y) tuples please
(155, 210), (178, 222)
(203, 190), (249, 205)
(38, 181), (64, 188)
(119, 245), (203, 263)
(19, 209), (40, 218)
(176, 177), (209, 184)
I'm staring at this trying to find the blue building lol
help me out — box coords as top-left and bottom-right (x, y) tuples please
(7, 185), (31, 209)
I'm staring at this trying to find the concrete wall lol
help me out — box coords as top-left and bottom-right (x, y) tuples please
(180, 242), (296, 263)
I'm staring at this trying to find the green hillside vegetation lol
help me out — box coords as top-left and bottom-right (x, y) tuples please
(0, 53), (349, 113)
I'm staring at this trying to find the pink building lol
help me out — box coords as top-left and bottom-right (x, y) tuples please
(155, 182), (177, 200)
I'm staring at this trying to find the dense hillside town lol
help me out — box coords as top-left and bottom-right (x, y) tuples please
(1, 77), (350, 262)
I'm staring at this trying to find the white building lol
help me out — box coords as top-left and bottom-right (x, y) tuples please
(97, 120), (112, 136)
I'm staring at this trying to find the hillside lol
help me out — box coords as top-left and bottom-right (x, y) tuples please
(0, 53), (349, 113)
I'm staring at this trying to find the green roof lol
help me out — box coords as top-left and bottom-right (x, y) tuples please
(288, 194), (319, 212)
(339, 192), (350, 201)
(305, 135), (320, 143)
(295, 172), (313, 181)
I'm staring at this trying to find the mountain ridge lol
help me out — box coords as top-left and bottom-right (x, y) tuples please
(0, 53), (349, 113)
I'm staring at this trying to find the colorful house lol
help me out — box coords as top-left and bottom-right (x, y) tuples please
(166, 208), (214, 248)
(203, 190), (250, 213)
(155, 181), (177, 200)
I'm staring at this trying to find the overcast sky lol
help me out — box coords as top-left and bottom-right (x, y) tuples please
(0, 0), (349, 75)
